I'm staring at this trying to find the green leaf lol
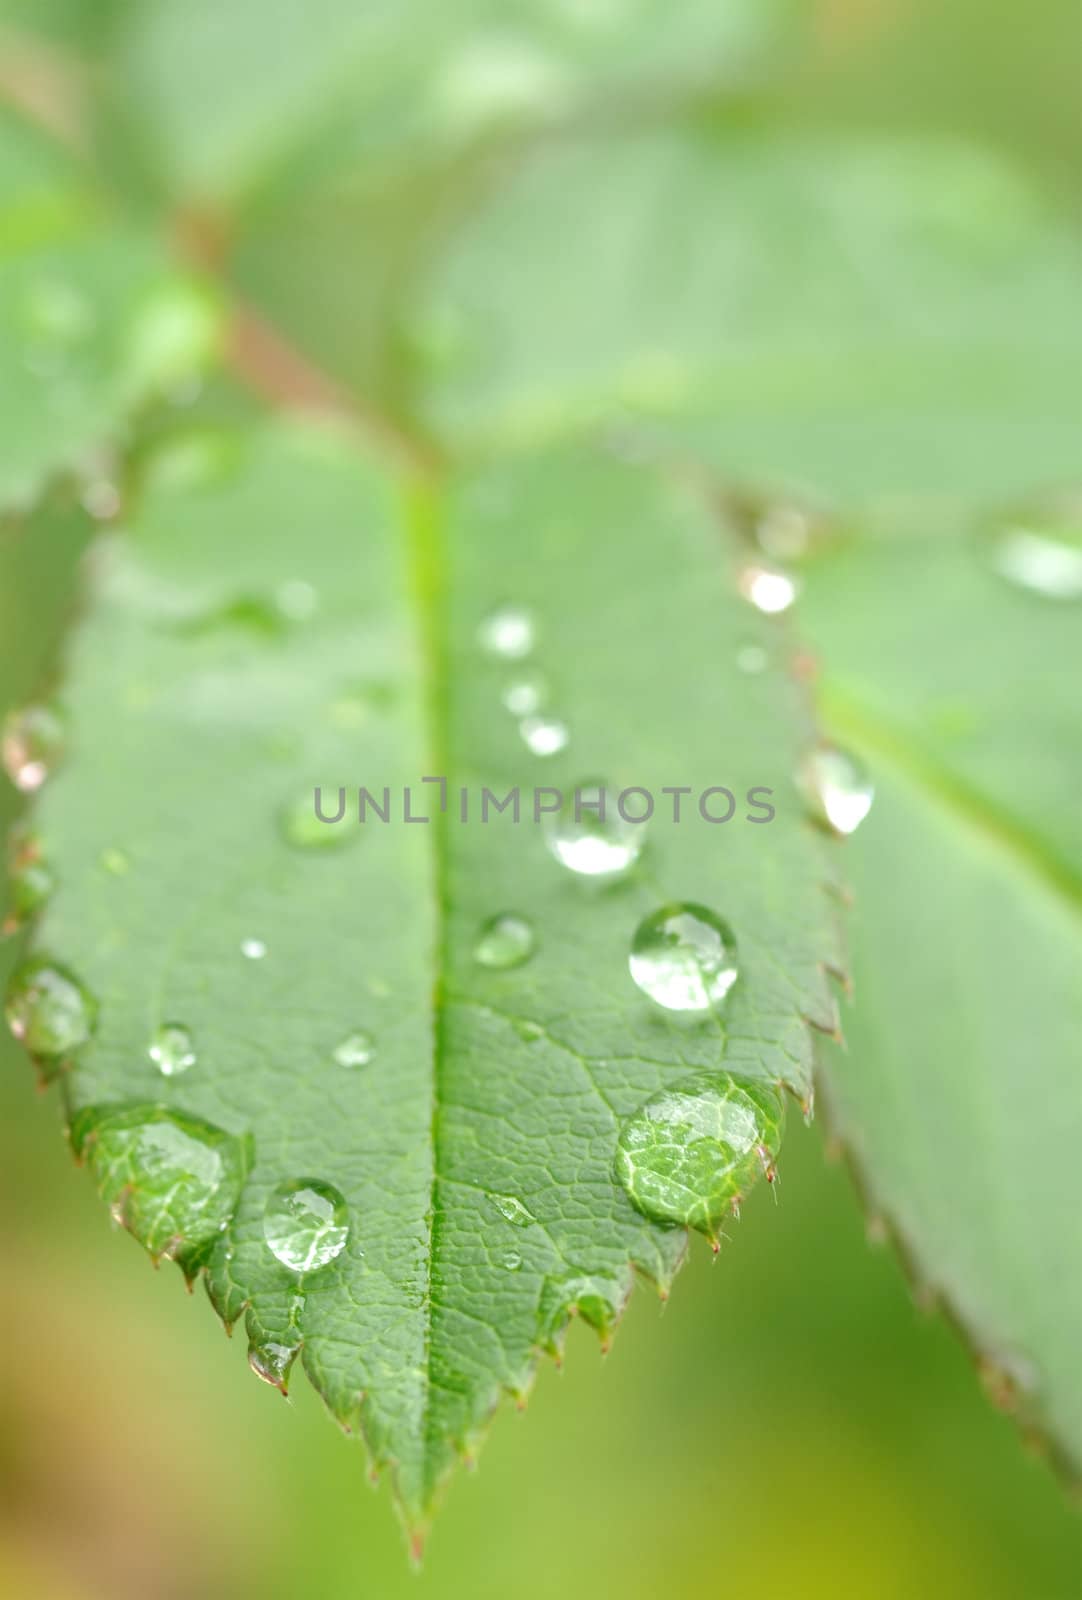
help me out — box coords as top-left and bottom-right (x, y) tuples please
(8, 421), (842, 1531)
(0, 110), (223, 512)
(110, 0), (779, 202)
(801, 525), (1082, 1470)
(411, 128), (1081, 516)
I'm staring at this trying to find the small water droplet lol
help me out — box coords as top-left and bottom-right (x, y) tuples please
(6, 856), (55, 928)
(629, 904), (739, 1014)
(501, 1249), (523, 1271)
(280, 791), (351, 850)
(241, 938), (267, 961)
(738, 564), (799, 615)
(71, 1103), (250, 1264)
(990, 528), (1082, 601)
(2, 704), (65, 792)
(333, 1030), (374, 1068)
(756, 503), (813, 561)
(248, 1338), (300, 1393)
(264, 1178), (350, 1273)
(501, 671), (549, 716)
(275, 579), (318, 621)
(5, 957), (97, 1057)
(489, 1193), (535, 1228)
(81, 479), (121, 520)
(615, 1074), (785, 1238)
(799, 745), (875, 836)
(519, 714), (569, 756)
(100, 847), (130, 876)
(514, 1018), (544, 1043)
(736, 643), (768, 675)
(478, 605), (535, 659)
(473, 914), (536, 970)
(544, 781), (644, 879)
(149, 1022), (196, 1078)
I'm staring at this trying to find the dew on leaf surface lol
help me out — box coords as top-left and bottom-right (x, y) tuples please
(519, 714), (569, 756)
(799, 744), (875, 836)
(149, 1022), (196, 1078)
(5, 957), (97, 1057)
(544, 781), (643, 880)
(2, 704), (65, 793)
(473, 913), (536, 970)
(264, 1178), (350, 1273)
(478, 604), (535, 659)
(629, 903), (738, 1014)
(615, 1074), (785, 1238)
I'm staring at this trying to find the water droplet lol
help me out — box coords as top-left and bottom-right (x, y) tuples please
(501, 671), (549, 716)
(629, 904), (738, 1014)
(478, 605), (535, 659)
(100, 847), (130, 876)
(501, 1250), (523, 1271)
(514, 1018), (544, 1044)
(544, 781), (644, 879)
(80, 479), (121, 520)
(799, 745), (875, 836)
(2, 704), (65, 792)
(756, 503), (813, 561)
(615, 1074), (785, 1238)
(990, 528), (1082, 601)
(248, 1338), (300, 1393)
(148, 1022), (196, 1078)
(240, 938), (267, 961)
(71, 1104), (250, 1265)
(264, 1178), (350, 1273)
(519, 714), (569, 757)
(473, 914), (536, 970)
(5, 957), (97, 1057)
(6, 856), (55, 928)
(738, 564), (799, 615)
(333, 1030), (373, 1068)
(280, 791), (351, 850)
(275, 579), (318, 621)
(489, 1193), (535, 1228)
(736, 643), (768, 675)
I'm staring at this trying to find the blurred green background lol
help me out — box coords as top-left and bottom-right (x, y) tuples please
(1, 1), (1080, 1596)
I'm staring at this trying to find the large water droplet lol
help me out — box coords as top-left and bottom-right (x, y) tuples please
(990, 527), (1082, 601)
(149, 1022), (196, 1077)
(478, 605), (535, 659)
(473, 913), (536, 970)
(71, 1104), (250, 1265)
(501, 671), (549, 716)
(629, 904), (738, 1014)
(799, 745), (875, 836)
(5, 957), (97, 1057)
(333, 1030), (373, 1068)
(519, 714), (569, 756)
(264, 1178), (350, 1273)
(615, 1074), (785, 1238)
(2, 704), (65, 792)
(544, 781), (644, 879)
(489, 1193), (535, 1228)
(738, 564), (799, 615)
